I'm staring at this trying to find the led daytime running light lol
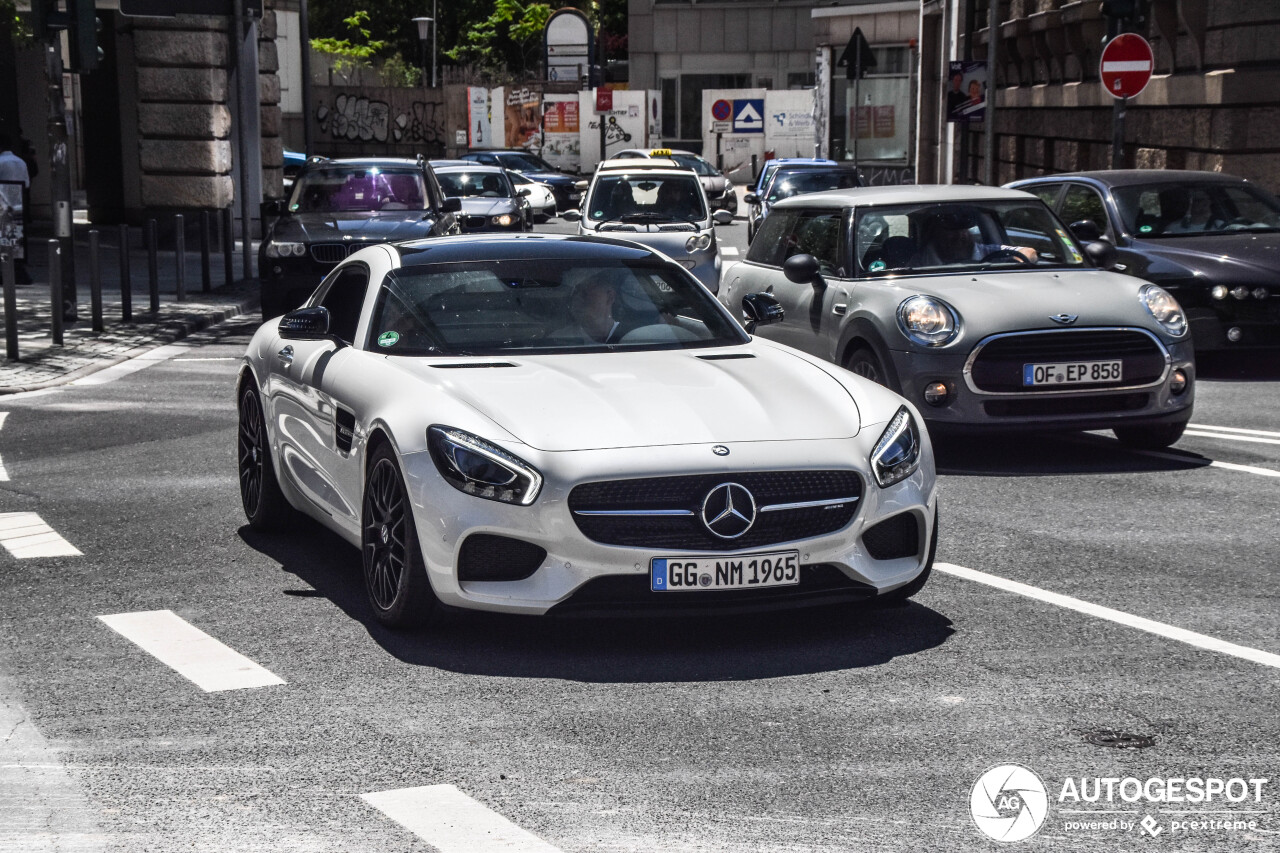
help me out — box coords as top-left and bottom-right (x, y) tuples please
(870, 407), (921, 488)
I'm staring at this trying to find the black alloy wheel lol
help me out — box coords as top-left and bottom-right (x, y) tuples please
(1113, 420), (1189, 449)
(238, 386), (294, 530)
(362, 445), (438, 628)
(846, 346), (890, 388)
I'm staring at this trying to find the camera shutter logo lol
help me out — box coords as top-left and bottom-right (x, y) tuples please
(970, 764), (1049, 842)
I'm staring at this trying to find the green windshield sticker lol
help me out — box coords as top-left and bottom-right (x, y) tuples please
(1140, 224), (1153, 233)
(377, 331), (400, 347)
(869, 260), (887, 272)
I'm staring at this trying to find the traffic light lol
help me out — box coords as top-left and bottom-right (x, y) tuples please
(68, 0), (103, 74)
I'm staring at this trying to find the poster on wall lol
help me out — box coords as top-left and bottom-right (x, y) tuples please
(0, 182), (24, 262)
(505, 87), (543, 151)
(468, 87), (492, 148)
(946, 60), (987, 123)
(542, 95), (581, 172)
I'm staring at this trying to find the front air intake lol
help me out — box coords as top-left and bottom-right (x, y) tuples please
(457, 534), (547, 582)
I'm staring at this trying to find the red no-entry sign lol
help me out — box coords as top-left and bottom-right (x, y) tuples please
(1100, 33), (1154, 99)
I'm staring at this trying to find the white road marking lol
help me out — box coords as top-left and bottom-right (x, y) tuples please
(361, 784), (562, 853)
(0, 411), (9, 481)
(172, 356), (238, 362)
(69, 341), (194, 387)
(1190, 423), (1280, 439)
(937, 563), (1280, 670)
(1184, 425), (1280, 446)
(721, 246), (740, 256)
(0, 513), (82, 558)
(1133, 448), (1280, 479)
(97, 610), (286, 692)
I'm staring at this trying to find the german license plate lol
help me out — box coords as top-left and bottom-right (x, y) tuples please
(1023, 360), (1122, 386)
(651, 551), (799, 592)
(568, 192), (581, 201)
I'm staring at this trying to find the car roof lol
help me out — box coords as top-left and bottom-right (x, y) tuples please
(433, 162), (504, 173)
(303, 157), (424, 170)
(1008, 169), (1251, 189)
(393, 233), (662, 266)
(772, 184), (1036, 209)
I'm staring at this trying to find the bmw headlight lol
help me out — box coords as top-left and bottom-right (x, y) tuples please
(427, 426), (543, 505)
(897, 295), (959, 347)
(685, 232), (713, 253)
(1139, 284), (1187, 337)
(870, 407), (921, 488)
(265, 241), (306, 258)
(491, 214), (514, 227)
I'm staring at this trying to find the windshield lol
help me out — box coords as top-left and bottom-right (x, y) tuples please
(437, 170), (513, 198)
(368, 258), (748, 356)
(1113, 182), (1280, 238)
(289, 167), (427, 213)
(855, 200), (1088, 275)
(669, 154), (718, 177)
(767, 169), (862, 203)
(499, 153), (554, 172)
(585, 174), (707, 226)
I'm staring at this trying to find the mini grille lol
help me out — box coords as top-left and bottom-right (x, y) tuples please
(569, 471), (862, 552)
(310, 243), (349, 264)
(969, 329), (1166, 392)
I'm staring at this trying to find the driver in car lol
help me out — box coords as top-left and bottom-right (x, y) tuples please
(919, 212), (1039, 266)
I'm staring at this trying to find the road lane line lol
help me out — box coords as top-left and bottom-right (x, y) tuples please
(0, 513), (82, 558)
(1184, 429), (1280, 446)
(97, 610), (286, 692)
(1190, 424), (1280, 439)
(0, 412), (8, 481)
(361, 784), (562, 853)
(936, 563), (1280, 670)
(1132, 448), (1280, 478)
(721, 246), (740, 256)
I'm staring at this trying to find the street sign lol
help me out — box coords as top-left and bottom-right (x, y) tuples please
(1100, 33), (1153, 99)
(836, 27), (876, 81)
(711, 120), (731, 134)
(711, 99), (732, 122)
(596, 88), (613, 112)
(732, 99), (764, 133)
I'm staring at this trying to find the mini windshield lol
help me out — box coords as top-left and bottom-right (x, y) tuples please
(369, 258), (748, 356)
(437, 170), (513, 198)
(767, 169), (861, 203)
(1113, 181), (1280, 238)
(586, 174), (707, 227)
(855, 200), (1088, 275)
(289, 167), (427, 213)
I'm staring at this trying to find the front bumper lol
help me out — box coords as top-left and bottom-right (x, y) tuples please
(400, 434), (937, 616)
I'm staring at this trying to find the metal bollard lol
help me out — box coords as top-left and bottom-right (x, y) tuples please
(118, 223), (132, 323)
(48, 240), (63, 346)
(2, 251), (17, 360)
(89, 229), (103, 332)
(222, 207), (234, 286)
(146, 218), (159, 314)
(200, 210), (212, 292)
(174, 213), (186, 301)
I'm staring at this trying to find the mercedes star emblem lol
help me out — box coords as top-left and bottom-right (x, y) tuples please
(701, 482), (757, 539)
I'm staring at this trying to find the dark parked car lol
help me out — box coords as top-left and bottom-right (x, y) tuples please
(259, 156), (460, 319)
(432, 163), (532, 233)
(459, 150), (581, 213)
(1007, 170), (1280, 353)
(745, 163), (863, 242)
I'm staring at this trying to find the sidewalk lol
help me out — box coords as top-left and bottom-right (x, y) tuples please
(1, 228), (261, 393)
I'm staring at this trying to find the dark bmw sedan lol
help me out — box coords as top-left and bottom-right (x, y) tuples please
(259, 156), (460, 318)
(1007, 170), (1280, 353)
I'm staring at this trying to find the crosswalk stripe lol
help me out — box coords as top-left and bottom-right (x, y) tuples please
(721, 246), (740, 256)
(97, 610), (286, 692)
(1190, 423), (1280, 439)
(0, 512), (81, 558)
(361, 784), (562, 853)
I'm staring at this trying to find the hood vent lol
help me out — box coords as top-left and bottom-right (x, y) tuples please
(430, 361), (519, 369)
(696, 353), (756, 361)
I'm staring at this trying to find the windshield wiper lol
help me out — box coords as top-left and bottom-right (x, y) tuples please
(620, 212), (672, 223)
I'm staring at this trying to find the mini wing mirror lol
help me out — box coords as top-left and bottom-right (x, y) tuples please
(712, 209), (734, 226)
(441, 196), (463, 213)
(783, 253), (821, 284)
(741, 292), (784, 333)
(1085, 238), (1118, 270)
(1069, 219), (1103, 242)
(277, 306), (331, 340)
(743, 192), (760, 205)
(574, 179), (589, 191)
(561, 209), (583, 222)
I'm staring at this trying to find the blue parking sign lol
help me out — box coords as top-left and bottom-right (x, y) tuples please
(733, 99), (764, 133)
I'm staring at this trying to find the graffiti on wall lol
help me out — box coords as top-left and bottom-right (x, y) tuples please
(315, 93), (446, 147)
(861, 165), (915, 186)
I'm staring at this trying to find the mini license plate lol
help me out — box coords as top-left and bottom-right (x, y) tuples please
(1023, 359), (1122, 386)
(651, 551), (800, 592)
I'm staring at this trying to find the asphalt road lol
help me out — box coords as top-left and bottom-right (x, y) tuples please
(0, 223), (1278, 852)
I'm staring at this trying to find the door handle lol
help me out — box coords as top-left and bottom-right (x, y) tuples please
(833, 304), (847, 315)
(276, 345), (294, 366)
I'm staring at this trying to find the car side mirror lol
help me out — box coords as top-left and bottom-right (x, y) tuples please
(261, 199), (287, 219)
(712, 210), (733, 226)
(574, 179), (589, 191)
(278, 306), (331, 340)
(1085, 239), (1118, 270)
(441, 196), (462, 213)
(517, 188), (531, 197)
(783, 253), (821, 284)
(561, 209), (582, 222)
(1069, 219), (1102, 242)
(741, 292), (784, 333)
(743, 193), (760, 205)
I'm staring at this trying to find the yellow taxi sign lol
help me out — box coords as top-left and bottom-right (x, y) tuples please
(649, 148), (672, 157)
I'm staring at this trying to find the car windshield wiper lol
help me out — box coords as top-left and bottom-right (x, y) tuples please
(621, 212), (678, 223)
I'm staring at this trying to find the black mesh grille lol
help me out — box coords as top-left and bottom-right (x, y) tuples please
(861, 513), (919, 561)
(569, 471), (862, 552)
(969, 329), (1166, 392)
(310, 243), (348, 264)
(457, 534), (547, 582)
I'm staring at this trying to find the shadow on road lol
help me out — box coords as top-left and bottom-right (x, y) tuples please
(239, 523), (955, 683)
(1195, 352), (1280, 382)
(932, 430), (1211, 477)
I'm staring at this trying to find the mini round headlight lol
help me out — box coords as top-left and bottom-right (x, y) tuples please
(1139, 284), (1187, 337)
(1211, 285), (1229, 300)
(896, 295), (960, 347)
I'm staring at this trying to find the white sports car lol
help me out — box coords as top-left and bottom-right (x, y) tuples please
(237, 234), (938, 628)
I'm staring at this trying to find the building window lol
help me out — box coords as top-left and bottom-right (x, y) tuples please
(661, 78), (678, 139)
(788, 71), (816, 89)
(679, 73), (750, 145)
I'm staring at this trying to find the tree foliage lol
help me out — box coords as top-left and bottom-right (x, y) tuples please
(444, 0), (552, 81)
(310, 10), (387, 78)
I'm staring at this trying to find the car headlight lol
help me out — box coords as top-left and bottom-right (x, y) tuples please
(265, 241), (306, 258)
(870, 407), (921, 489)
(1139, 284), (1187, 337)
(427, 426), (542, 505)
(685, 232), (713, 253)
(491, 214), (514, 227)
(896, 295), (959, 347)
